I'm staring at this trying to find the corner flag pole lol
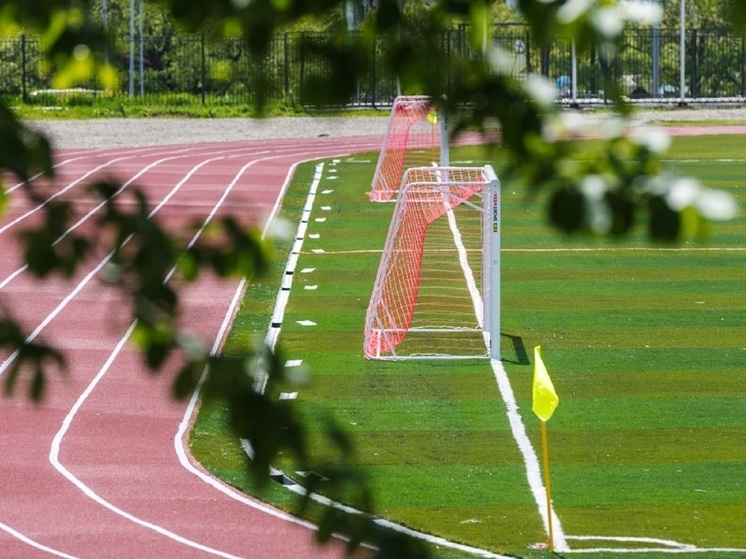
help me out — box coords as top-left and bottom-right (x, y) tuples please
(540, 420), (555, 551)
(532, 346), (559, 551)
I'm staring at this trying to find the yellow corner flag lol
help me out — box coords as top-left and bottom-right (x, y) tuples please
(532, 346), (559, 422)
(426, 110), (438, 124)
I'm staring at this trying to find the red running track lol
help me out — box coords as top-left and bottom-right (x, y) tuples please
(0, 136), (382, 559)
(4, 122), (741, 558)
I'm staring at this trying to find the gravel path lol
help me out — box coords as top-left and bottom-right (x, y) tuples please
(31, 116), (391, 149)
(29, 106), (746, 150)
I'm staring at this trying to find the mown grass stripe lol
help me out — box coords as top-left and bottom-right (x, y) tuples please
(192, 137), (746, 557)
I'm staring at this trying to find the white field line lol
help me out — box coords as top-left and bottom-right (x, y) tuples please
(295, 246), (746, 256)
(662, 158), (746, 163)
(566, 534), (746, 554)
(441, 195), (568, 549)
(489, 358), (568, 551)
(239, 162), (513, 559)
(445, 204), (484, 329)
(253, 164), (746, 555)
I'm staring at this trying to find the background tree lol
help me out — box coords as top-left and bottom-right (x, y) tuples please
(0, 0), (740, 556)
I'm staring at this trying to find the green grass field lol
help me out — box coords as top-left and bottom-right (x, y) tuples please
(191, 134), (746, 558)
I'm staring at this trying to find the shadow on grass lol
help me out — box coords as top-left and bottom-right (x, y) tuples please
(501, 333), (530, 365)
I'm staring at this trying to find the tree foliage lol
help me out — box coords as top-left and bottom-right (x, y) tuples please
(0, 0), (741, 557)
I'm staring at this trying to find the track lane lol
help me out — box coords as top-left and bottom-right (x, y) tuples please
(0, 137), (381, 558)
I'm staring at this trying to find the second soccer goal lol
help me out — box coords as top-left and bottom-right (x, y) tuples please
(369, 95), (445, 202)
(363, 165), (500, 360)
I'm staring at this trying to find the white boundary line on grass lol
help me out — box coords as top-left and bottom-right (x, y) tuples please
(566, 534), (746, 554)
(248, 160), (746, 557)
(488, 355), (569, 551)
(292, 246), (746, 256)
(245, 162), (513, 559)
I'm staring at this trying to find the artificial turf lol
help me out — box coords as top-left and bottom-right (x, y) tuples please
(191, 135), (746, 557)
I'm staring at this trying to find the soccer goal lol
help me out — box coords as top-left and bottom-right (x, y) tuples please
(363, 165), (500, 360)
(368, 95), (448, 202)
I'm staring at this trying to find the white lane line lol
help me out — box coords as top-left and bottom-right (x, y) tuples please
(0, 147), (271, 551)
(0, 520), (79, 559)
(51, 150), (349, 556)
(173, 277), (324, 533)
(0, 253), (115, 375)
(0, 157), (121, 236)
(0, 142), (257, 276)
(49, 321), (243, 559)
(4, 146), (149, 194)
(0, 151), (242, 376)
(0, 151), (249, 293)
(173, 156), (357, 537)
(0, 144), (285, 557)
(0, 141), (380, 557)
(48, 154), (280, 558)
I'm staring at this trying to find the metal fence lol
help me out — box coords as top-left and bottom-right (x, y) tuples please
(1, 26), (745, 108)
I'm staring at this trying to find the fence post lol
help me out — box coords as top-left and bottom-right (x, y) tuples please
(371, 38), (377, 108)
(299, 32), (305, 104)
(540, 45), (549, 77)
(690, 29), (697, 99)
(283, 33), (289, 98)
(679, 0), (686, 105)
(21, 34), (28, 104)
(201, 32), (206, 105)
(652, 23), (660, 97)
(742, 32), (746, 96)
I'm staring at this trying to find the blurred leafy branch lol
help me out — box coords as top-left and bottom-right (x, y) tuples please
(0, 1), (741, 557)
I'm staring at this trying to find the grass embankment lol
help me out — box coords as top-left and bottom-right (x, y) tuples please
(191, 136), (746, 558)
(8, 94), (387, 119)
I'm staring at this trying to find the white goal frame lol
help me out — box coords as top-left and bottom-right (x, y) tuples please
(363, 165), (500, 361)
(369, 95), (449, 202)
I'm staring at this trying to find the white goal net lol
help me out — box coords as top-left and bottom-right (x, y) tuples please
(368, 95), (445, 202)
(363, 165), (500, 360)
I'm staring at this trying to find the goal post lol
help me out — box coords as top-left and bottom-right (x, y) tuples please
(363, 165), (501, 360)
(369, 95), (448, 202)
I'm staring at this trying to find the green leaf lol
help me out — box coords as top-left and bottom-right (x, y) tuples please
(549, 187), (586, 233)
(648, 195), (681, 242)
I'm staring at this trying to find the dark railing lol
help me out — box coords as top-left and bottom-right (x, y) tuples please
(1, 26), (744, 108)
